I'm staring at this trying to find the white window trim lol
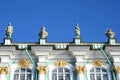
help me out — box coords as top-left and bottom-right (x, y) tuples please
(86, 63), (112, 80)
(48, 63), (74, 80)
(10, 63), (34, 80)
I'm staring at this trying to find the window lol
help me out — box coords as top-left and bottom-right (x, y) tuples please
(14, 68), (32, 80)
(52, 68), (70, 80)
(90, 68), (108, 80)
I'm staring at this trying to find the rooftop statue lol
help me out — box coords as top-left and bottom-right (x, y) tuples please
(5, 22), (13, 38)
(105, 28), (115, 39)
(75, 23), (80, 38)
(39, 26), (48, 39)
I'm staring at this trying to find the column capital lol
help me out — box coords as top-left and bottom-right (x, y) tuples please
(37, 66), (46, 74)
(114, 66), (120, 74)
(75, 66), (85, 74)
(0, 67), (8, 75)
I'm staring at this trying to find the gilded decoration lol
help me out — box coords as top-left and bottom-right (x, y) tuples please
(75, 66), (85, 74)
(0, 67), (8, 75)
(54, 59), (67, 67)
(114, 66), (120, 74)
(17, 59), (30, 68)
(92, 60), (103, 67)
(37, 66), (46, 74)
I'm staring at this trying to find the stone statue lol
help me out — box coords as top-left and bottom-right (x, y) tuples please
(5, 22), (13, 38)
(75, 23), (80, 38)
(105, 28), (115, 39)
(38, 26), (48, 39)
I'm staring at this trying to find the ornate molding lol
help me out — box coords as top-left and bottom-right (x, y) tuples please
(75, 66), (85, 74)
(114, 66), (120, 74)
(54, 59), (67, 67)
(17, 59), (30, 68)
(37, 66), (46, 74)
(0, 67), (8, 75)
(92, 60), (103, 67)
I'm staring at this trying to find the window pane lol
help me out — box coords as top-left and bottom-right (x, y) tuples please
(103, 74), (108, 80)
(96, 74), (101, 80)
(21, 68), (25, 72)
(52, 74), (57, 80)
(96, 68), (100, 72)
(27, 74), (31, 80)
(102, 69), (107, 72)
(58, 75), (63, 80)
(14, 74), (19, 80)
(90, 74), (95, 80)
(65, 74), (70, 80)
(90, 68), (94, 72)
(20, 74), (25, 80)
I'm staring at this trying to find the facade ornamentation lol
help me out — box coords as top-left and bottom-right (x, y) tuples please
(92, 60), (103, 67)
(0, 67), (8, 75)
(105, 28), (115, 39)
(54, 59), (67, 67)
(5, 22), (13, 38)
(114, 66), (120, 74)
(17, 59), (30, 68)
(37, 66), (46, 74)
(38, 26), (48, 39)
(75, 66), (85, 74)
(75, 23), (80, 38)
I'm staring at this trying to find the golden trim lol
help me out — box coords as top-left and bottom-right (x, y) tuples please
(37, 66), (46, 74)
(75, 66), (85, 74)
(114, 66), (120, 74)
(54, 59), (67, 67)
(92, 60), (103, 67)
(17, 59), (30, 68)
(0, 67), (8, 75)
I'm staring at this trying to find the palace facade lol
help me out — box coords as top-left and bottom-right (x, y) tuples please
(0, 23), (120, 80)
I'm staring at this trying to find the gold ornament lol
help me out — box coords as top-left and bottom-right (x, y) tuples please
(75, 66), (85, 74)
(54, 59), (67, 67)
(17, 59), (30, 68)
(92, 60), (103, 67)
(114, 66), (120, 74)
(0, 67), (8, 75)
(37, 66), (46, 74)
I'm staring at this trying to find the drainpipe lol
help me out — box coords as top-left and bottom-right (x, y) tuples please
(100, 47), (116, 80)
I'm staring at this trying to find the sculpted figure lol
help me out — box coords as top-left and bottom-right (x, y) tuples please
(5, 22), (13, 38)
(105, 28), (115, 39)
(75, 23), (80, 38)
(39, 26), (48, 39)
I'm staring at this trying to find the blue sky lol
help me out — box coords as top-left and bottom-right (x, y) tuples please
(0, 0), (120, 43)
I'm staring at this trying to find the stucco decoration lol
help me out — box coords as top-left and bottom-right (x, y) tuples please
(37, 66), (46, 74)
(75, 66), (85, 74)
(38, 26), (48, 39)
(17, 59), (30, 68)
(5, 22), (13, 38)
(0, 67), (8, 75)
(105, 28), (115, 39)
(75, 23), (80, 38)
(54, 59), (67, 67)
(92, 60), (103, 67)
(114, 66), (120, 74)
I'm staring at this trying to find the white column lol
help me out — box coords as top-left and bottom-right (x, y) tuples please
(0, 67), (8, 80)
(75, 66), (85, 80)
(37, 66), (46, 80)
(114, 66), (120, 80)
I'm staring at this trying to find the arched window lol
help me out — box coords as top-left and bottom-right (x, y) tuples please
(52, 68), (70, 80)
(90, 67), (108, 80)
(14, 68), (32, 80)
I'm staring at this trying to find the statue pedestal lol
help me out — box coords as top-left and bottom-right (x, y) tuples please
(4, 38), (12, 45)
(39, 38), (46, 45)
(108, 38), (116, 45)
(74, 38), (81, 45)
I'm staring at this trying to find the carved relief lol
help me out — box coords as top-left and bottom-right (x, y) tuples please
(54, 59), (67, 67)
(92, 60), (103, 67)
(37, 66), (46, 74)
(114, 66), (120, 74)
(75, 66), (85, 74)
(17, 59), (30, 68)
(0, 67), (8, 75)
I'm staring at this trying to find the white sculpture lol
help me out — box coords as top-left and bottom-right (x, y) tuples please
(39, 26), (48, 39)
(5, 22), (13, 38)
(105, 28), (115, 39)
(75, 23), (80, 38)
